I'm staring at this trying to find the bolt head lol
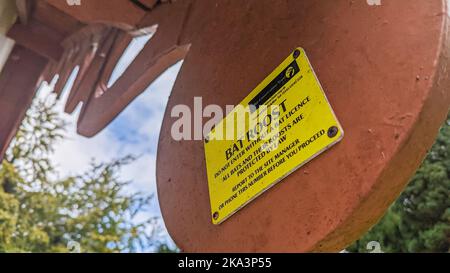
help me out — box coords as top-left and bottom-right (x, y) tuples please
(327, 126), (339, 138)
(213, 211), (219, 220)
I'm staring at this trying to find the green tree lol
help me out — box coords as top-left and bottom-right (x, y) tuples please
(0, 98), (168, 252)
(349, 114), (450, 253)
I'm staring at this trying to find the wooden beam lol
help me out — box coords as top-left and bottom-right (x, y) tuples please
(15, 0), (32, 25)
(32, 0), (82, 36)
(0, 44), (47, 161)
(7, 18), (64, 60)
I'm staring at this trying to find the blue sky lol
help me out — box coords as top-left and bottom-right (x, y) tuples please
(36, 38), (183, 251)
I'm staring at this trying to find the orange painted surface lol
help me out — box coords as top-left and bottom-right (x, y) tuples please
(156, 0), (450, 252)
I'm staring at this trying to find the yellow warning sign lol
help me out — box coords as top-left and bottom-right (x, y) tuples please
(204, 48), (343, 224)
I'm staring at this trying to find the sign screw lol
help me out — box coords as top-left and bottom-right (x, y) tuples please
(213, 211), (219, 220)
(293, 49), (301, 59)
(327, 126), (339, 138)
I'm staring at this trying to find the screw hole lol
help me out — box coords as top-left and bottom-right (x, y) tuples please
(213, 211), (219, 220)
(293, 49), (301, 59)
(327, 126), (339, 138)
